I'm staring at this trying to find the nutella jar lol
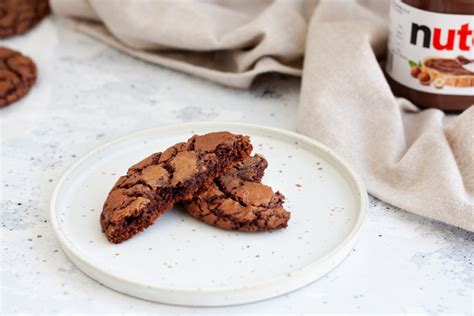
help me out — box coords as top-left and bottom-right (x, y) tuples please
(386, 0), (474, 111)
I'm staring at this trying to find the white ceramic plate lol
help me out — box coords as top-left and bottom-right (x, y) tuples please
(50, 122), (367, 306)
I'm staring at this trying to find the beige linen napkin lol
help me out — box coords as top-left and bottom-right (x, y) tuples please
(299, 0), (473, 232)
(51, 0), (474, 231)
(51, 0), (312, 88)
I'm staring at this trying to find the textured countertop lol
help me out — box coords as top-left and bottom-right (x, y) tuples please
(1, 18), (472, 314)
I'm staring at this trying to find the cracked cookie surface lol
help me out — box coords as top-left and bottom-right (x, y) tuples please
(0, 0), (49, 38)
(0, 47), (37, 107)
(184, 155), (291, 232)
(100, 131), (252, 243)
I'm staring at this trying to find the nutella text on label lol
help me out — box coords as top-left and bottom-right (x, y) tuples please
(410, 22), (472, 51)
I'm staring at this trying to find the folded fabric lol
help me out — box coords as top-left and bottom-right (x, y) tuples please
(51, 0), (314, 88)
(51, 0), (473, 231)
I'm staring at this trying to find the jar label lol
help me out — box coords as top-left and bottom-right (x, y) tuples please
(386, 0), (474, 95)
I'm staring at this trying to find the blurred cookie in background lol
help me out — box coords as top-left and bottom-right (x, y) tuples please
(0, 46), (37, 107)
(0, 0), (49, 38)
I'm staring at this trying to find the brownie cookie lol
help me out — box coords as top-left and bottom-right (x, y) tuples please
(0, 0), (49, 38)
(184, 155), (291, 232)
(101, 132), (252, 243)
(0, 47), (37, 107)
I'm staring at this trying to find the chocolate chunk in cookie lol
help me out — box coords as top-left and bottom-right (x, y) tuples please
(184, 155), (291, 232)
(101, 132), (252, 243)
(0, 47), (37, 107)
(0, 0), (49, 38)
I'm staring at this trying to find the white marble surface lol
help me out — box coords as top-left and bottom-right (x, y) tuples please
(1, 17), (473, 314)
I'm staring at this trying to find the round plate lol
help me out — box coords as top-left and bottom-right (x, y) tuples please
(50, 122), (367, 306)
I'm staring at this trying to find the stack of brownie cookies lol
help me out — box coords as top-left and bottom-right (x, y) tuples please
(0, 0), (49, 107)
(101, 132), (291, 243)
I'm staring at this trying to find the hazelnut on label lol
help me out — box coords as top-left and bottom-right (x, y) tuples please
(433, 78), (446, 89)
(418, 72), (431, 85)
(411, 67), (421, 78)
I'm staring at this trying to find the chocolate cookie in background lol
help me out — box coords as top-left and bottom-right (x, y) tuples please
(0, 47), (37, 107)
(0, 0), (50, 38)
(184, 155), (291, 232)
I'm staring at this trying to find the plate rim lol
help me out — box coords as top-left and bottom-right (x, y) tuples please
(50, 121), (368, 301)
